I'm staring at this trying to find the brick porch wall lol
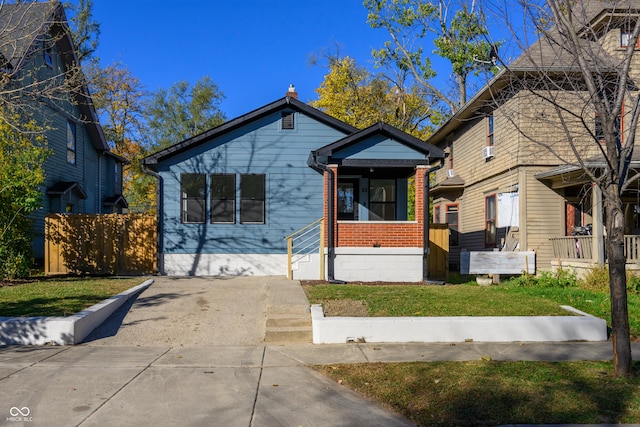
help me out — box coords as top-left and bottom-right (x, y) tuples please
(324, 165), (427, 248)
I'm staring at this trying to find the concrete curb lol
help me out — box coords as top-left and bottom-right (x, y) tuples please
(0, 278), (153, 346)
(311, 304), (608, 344)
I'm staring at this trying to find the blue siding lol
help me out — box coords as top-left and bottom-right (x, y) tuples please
(159, 110), (347, 255)
(333, 135), (427, 160)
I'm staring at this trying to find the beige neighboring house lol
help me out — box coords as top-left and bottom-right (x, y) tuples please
(429, 0), (640, 276)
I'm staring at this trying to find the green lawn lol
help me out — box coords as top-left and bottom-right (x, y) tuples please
(304, 283), (572, 316)
(0, 277), (145, 317)
(303, 280), (640, 340)
(317, 360), (640, 427)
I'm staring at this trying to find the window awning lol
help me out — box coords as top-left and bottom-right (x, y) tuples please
(46, 181), (87, 199)
(103, 194), (128, 209)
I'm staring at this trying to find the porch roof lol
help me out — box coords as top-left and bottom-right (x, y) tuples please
(430, 175), (465, 196)
(535, 153), (640, 189)
(311, 122), (445, 168)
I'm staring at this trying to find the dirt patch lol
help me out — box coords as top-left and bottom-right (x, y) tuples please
(320, 299), (369, 317)
(302, 280), (428, 286)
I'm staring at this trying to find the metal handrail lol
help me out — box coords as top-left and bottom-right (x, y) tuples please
(284, 218), (324, 280)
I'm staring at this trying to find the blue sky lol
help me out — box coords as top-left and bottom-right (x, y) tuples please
(92, 1), (392, 119)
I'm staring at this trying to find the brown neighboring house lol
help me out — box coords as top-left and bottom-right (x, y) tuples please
(429, 0), (640, 276)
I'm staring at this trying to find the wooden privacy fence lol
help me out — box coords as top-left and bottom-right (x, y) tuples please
(428, 223), (449, 280)
(45, 214), (156, 275)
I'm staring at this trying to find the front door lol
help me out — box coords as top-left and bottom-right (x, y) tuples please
(337, 178), (359, 220)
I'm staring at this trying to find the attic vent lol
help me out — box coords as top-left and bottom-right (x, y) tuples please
(281, 111), (294, 130)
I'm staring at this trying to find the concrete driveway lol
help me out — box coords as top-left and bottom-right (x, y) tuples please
(85, 276), (269, 346)
(0, 276), (415, 426)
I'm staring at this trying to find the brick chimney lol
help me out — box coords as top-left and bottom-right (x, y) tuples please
(286, 84), (298, 99)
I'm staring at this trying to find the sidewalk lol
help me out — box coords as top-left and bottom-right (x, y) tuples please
(1, 341), (637, 427)
(0, 276), (638, 426)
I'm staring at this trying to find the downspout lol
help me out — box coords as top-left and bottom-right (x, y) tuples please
(423, 157), (446, 282)
(142, 164), (164, 275)
(308, 152), (343, 283)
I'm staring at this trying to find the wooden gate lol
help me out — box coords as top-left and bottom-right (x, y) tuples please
(45, 214), (156, 275)
(428, 223), (449, 280)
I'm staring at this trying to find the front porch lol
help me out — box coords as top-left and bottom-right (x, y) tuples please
(549, 235), (640, 277)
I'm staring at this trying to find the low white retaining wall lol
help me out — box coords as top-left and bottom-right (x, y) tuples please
(311, 304), (608, 344)
(0, 279), (153, 346)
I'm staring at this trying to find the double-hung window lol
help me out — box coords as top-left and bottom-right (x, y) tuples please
(211, 174), (236, 223)
(485, 194), (497, 247)
(595, 108), (622, 144)
(44, 40), (53, 68)
(181, 173), (206, 223)
(487, 113), (494, 146)
(621, 30), (640, 49)
(446, 204), (459, 246)
(240, 174), (265, 224)
(66, 121), (76, 165)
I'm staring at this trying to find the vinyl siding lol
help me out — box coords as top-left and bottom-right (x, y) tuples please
(158, 110), (349, 255)
(521, 166), (565, 267)
(23, 40), (117, 260)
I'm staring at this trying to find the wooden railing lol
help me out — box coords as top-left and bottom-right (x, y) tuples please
(550, 236), (593, 260)
(284, 218), (324, 280)
(549, 235), (640, 262)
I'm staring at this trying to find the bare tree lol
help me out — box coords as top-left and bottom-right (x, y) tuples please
(0, 1), (90, 130)
(488, 0), (640, 376)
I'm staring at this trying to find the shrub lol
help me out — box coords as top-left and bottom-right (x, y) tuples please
(628, 274), (640, 295)
(0, 112), (49, 279)
(506, 269), (577, 288)
(580, 265), (609, 293)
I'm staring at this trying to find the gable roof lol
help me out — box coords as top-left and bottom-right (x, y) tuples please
(313, 122), (445, 166)
(427, 0), (640, 147)
(0, 1), (109, 152)
(0, 2), (60, 71)
(142, 96), (359, 167)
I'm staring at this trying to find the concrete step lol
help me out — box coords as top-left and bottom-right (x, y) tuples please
(266, 317), (311, 328)
(267, 304), (310, 317)
(264, 326), (312, 343)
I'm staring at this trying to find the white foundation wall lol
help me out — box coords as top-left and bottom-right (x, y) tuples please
(163, 253), (288, 276)
(332, 247), (423, 282)
(291, 253), (324, 280)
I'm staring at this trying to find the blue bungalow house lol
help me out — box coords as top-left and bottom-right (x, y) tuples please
(142, 89), (445, 281)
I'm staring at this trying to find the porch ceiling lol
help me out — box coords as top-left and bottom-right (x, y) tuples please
(535, 167), (591, 189)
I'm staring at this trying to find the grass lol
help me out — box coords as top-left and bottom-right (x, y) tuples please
(303, 283), (571, 316)
(303, 279), (640, 339)
(0, 277), (145, 317)
(316, 360), (640, 427)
